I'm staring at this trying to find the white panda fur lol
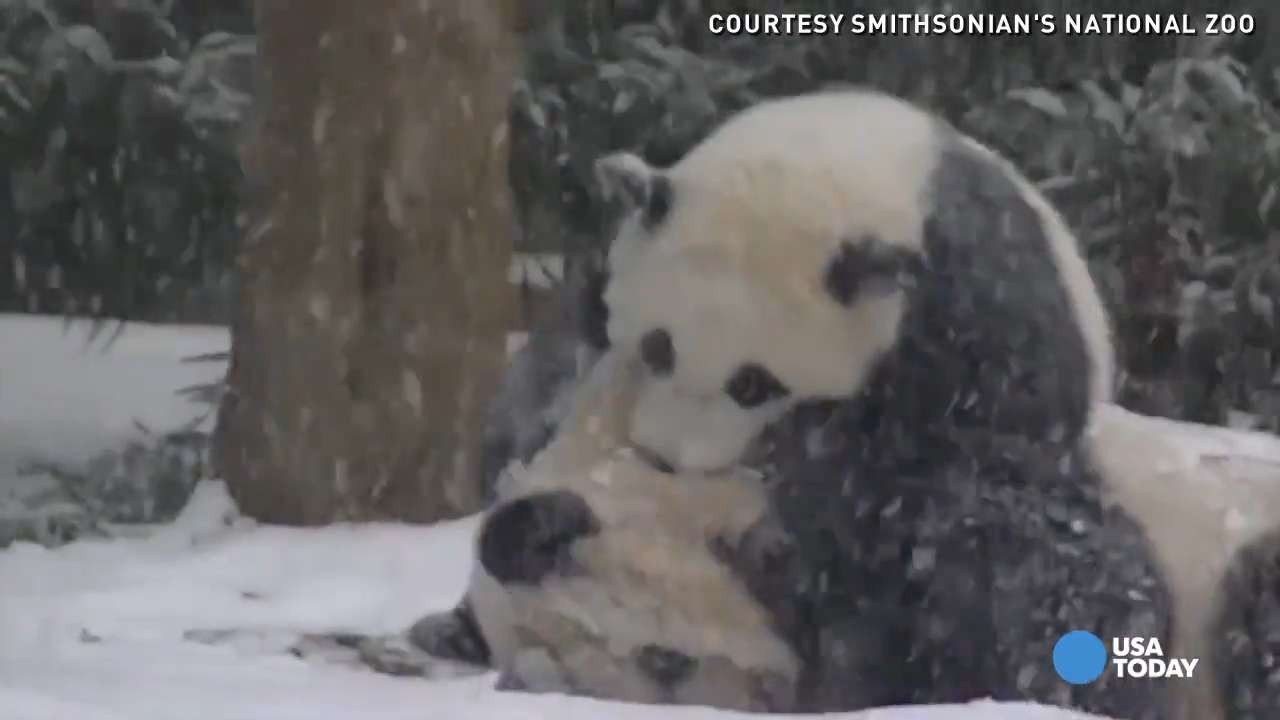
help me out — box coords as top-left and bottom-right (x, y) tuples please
(594, 89), (1114, 473)
(1088, 404), (1280, 720)
(418, 349), (805, 712)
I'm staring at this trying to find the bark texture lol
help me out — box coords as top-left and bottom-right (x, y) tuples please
(213, 0), (522, 524)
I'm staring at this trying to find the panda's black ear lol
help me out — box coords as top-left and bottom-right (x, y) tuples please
(595, 152), (655, 210)
(596, 152), (675, 230)
(479, 490), (601, 586)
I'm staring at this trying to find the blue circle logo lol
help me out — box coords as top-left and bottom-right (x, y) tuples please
(1053, 631), (1108, 685)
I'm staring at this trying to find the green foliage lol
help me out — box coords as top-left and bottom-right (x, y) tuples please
(964, 53), (1280, 429)
(0, 0), (251, 323)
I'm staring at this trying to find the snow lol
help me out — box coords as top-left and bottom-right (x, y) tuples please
(0, 314), (228, 479)
(0, 313), (1129, 719)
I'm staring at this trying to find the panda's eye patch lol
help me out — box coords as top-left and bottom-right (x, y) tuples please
(823, 236), (922, 306)
(642, 175), (673, 229)
(724, 363), (790, 409)
(639, 328), (675, 377)
(635, 644), (697, 688)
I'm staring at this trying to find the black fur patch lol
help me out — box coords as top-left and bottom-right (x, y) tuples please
(601, 157), (653, 210)
(479, 490), (601, 586)
(407, 600), (493, 667)
(724, 363), (790, 409)
(632, 444), (675, 474)
(598, 155), (671, 230)
(1213, 529), (1280, 718)
(837, 133), (1094, 448)
(708, 513), (817, 700)
(644, 175), (674, 229)
(634, 644), (698, 688)
(822, 236), (922, 307)
(579, 265), (612, 351)
(757, 425), (1171, 716)
(639, 328), (676, 376)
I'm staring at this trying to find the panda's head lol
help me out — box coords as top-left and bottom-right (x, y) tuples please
(588, 91), (937, 472)
(469, 449), (804, 712)
(588, 89), (1108, 472)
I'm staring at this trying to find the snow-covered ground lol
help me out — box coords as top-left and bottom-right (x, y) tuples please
(0, 314), (1112, 719)
(0, 314), (227, 479)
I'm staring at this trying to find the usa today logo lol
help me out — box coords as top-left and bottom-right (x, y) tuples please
(1052, 631), (1199, 683)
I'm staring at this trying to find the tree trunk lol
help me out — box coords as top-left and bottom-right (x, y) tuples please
(213, 0), (523, 524)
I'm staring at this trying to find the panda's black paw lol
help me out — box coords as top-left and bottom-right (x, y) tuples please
(407, 602), (492, 667)
(356, 633), (486, 679)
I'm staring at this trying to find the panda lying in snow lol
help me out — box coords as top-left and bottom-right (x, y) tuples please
(416, 89), (1280, 719)
(423, 392), (1280, 718)
(428, 349), (808, 711)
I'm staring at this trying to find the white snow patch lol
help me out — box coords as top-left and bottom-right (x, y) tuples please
(0, 313), (530, 480)
(0, 314), (228, 479)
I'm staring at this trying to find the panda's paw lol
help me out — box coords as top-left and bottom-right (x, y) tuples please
(407, 602), (492, 667)
(357, 633), (487, 680)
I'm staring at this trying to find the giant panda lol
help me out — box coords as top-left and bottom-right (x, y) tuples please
(410, 88), (1279, 719)
(1090, 404), (1280, 720)
(581, 88), (1174, 718)
(413, 348), (814, 712)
